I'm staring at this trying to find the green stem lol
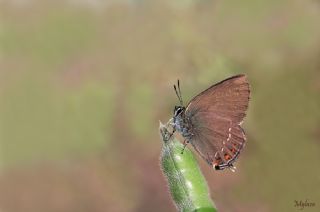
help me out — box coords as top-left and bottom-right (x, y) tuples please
(159, 121), (217, 212)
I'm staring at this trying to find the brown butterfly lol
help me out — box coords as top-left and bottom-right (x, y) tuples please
(171, 75), (250, 171)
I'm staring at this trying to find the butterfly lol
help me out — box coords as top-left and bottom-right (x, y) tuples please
(171, 75), (250, 171)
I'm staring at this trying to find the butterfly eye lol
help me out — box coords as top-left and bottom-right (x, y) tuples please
(174, 106), (184, 116)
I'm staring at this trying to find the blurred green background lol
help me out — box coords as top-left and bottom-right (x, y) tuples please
(1, 0), (320, 211)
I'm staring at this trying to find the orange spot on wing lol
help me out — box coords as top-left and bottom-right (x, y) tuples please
(214, 157), (223, 166)
(231, 148), (237, 153)
(224, 154), (231, 160)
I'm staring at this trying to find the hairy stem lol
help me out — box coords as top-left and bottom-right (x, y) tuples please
(159, 121), (217, 212)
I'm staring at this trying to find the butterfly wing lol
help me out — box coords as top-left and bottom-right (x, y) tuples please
(185, 75), (250, 169)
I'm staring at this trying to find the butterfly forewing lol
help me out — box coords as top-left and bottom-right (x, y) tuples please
(185, 75), (250, 169)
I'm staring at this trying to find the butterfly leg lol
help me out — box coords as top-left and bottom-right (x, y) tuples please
(181, 139), (189, 154)
(164, 118), (176, 140)
(168, 128), (176, 140)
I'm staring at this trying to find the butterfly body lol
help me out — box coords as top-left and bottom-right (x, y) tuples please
(173, 106), (193, 140)
(171, 75), (250, 171)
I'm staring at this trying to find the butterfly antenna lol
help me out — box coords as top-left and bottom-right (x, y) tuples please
(174, 82), (183, 106)
(174, 84), (179, 102)
(177, 80), (183, 106)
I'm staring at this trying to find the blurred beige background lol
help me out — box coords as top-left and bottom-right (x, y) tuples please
(1, 0), (320, 211)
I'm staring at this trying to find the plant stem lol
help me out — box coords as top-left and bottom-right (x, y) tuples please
(159, 121), (217, 212)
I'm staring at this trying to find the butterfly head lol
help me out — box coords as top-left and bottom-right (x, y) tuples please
(173, 105), (185, 117)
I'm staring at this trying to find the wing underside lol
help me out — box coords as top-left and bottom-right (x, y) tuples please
(185, 75), (250, 169)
